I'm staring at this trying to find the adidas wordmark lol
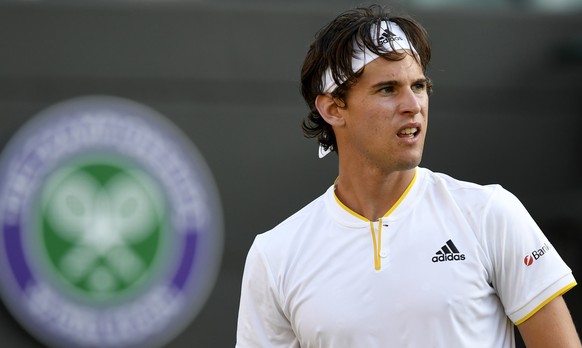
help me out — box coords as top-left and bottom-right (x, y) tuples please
(432, 239), (466, 263)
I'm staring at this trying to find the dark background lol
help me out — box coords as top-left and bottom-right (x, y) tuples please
(0, 0), (581, 346)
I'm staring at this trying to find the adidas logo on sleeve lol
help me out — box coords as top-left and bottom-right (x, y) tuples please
(432, 239), (466, 263)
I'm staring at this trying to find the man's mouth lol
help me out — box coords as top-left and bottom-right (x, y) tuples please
(398, 127), (418, 137)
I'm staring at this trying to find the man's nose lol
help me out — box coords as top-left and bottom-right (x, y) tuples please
(398, 88), (421, 116)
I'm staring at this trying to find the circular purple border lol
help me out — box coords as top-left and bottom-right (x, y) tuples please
(0, 95), (223, 348)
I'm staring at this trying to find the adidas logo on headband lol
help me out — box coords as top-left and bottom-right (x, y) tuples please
(321, 20), (416, 95)
(379, 28), (403, 45)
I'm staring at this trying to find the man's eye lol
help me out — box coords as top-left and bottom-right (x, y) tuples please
(412, 83), (426, 91)
(380, 87), (395, 94)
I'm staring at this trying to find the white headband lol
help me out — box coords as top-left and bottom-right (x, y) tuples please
(321, 20), (417, 94)
(318, 20), (417, 158)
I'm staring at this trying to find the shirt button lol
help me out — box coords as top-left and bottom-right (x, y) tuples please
(380, 250), (388, 258)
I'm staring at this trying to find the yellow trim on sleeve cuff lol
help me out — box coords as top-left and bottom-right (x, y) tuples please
(514, 281), (577, 325)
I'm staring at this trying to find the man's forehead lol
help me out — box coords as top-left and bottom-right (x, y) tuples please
(359, 55), (424, 82)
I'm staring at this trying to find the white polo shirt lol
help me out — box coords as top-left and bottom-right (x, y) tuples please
(236, 167), (576, 347)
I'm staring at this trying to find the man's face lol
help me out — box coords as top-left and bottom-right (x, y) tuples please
(336, 53), (429, 173)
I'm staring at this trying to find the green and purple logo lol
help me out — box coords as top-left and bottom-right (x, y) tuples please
(0, 96), (223, 348)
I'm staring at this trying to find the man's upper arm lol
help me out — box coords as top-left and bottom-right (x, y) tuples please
(236, 239), (298, 348)
(517, 295), (581, 347)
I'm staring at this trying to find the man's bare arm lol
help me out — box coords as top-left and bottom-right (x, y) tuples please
(518, 296), (581, 347)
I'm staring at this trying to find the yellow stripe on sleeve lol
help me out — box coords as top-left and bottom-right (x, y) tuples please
(514, 281), (577, 325)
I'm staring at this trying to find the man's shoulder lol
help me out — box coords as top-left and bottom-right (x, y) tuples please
(256, 187), (332, 244)
(422, 167), (502, 196)
(420, 167), (522, 215)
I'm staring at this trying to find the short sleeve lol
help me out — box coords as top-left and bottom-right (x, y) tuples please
(236, 236), (299, 348)
(481, 187), (576, 324)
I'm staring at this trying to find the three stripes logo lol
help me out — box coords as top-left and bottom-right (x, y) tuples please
(432, 239), (466, 263)
(378, 28), (403, 45)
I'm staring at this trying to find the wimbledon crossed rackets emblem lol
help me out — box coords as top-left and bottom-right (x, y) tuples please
(0, 96), (223, 348)
(40, 165), (164, 299)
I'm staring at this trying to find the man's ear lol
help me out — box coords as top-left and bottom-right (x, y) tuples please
(315, 94), (345, 127)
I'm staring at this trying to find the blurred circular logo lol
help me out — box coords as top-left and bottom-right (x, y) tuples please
(0, 96), (223, 348)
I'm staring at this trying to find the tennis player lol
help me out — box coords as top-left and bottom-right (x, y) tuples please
(236, 5), (580, 347)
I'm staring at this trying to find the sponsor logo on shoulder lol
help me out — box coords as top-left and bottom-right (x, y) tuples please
(432, 239), (466, 263)
(523, 243), (551, 266)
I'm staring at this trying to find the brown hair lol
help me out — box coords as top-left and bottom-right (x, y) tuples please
(300, 5), (432, 154)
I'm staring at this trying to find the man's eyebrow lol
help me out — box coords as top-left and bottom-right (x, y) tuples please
(370, 80), (399, 89)
(414, 77), (429, 85)
(370, 77), (428, 89)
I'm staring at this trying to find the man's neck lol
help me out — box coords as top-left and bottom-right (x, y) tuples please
(334, 166), (416, 221)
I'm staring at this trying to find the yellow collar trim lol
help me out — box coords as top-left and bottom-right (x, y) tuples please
(334, 168), (418, 222)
